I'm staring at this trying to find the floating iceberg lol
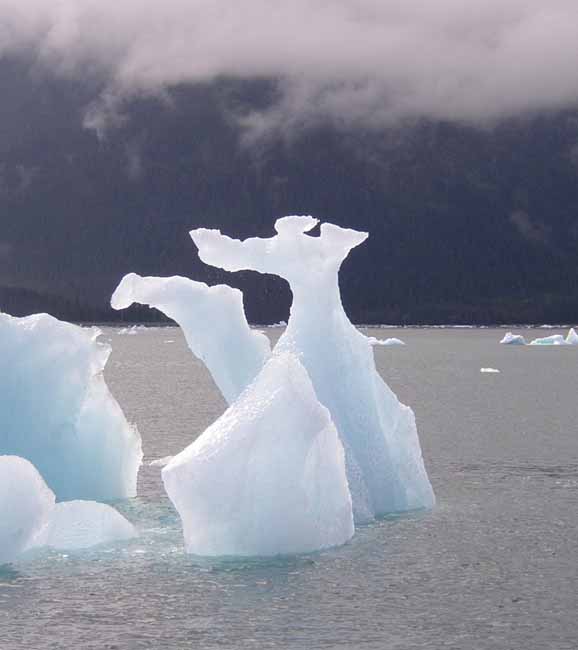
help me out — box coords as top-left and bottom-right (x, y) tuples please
(0, 456), (54, 565)
(191, 216), (434, 522)
(0, 312), (142, 501)
(368, 336), (406, 346)
(500, 332), (527, 345)
(163, 353), (354, 557)
(111, 273), (270, 404)
(529, 334), (567, 346)
(0, 456), (136, 563)
(117, 324), (148, 336)
(565, 328), (578, 345)
(480, 367), (500, 373)
(31, 500), (136, 551)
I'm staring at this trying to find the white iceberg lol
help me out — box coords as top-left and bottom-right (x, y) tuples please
(111, 273), (270, 404)
(191, 216), (434, 522)
(0, 312), (142, 501)
(480, 368), (500, 373)
(162, 353), (354, 557)
(117, 324), (151, 335)
(368, 336), (405, 346)
(0, 456), (136, 563)
(31, 500), (136, 551)
(529, 334), (567, 346)
(565, 328), (578, 345)
(0, 456), (54, 566)
(500, 332), (527, 345)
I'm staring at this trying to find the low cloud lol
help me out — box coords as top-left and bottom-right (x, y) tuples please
(2, 1), (578, 133)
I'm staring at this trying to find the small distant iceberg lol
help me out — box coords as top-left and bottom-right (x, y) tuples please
(501, 328), (578, 347)
(565, 328), (578, 345)
(117, 324), (148, 335)
(529, 334), (567, 346)
(480, 368), (500, 373)
(500, 332), (527, 345)
(368, 336), (405, 346)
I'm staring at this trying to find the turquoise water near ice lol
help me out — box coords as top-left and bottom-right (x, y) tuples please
(1, 327), (577, 649)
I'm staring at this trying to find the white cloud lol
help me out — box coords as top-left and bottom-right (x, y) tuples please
(2, 0), (578, 132)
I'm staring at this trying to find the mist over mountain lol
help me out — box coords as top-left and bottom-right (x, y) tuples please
(1, 56), (578, 324)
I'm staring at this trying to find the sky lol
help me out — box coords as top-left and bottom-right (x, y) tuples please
(1, 0), (578, 135)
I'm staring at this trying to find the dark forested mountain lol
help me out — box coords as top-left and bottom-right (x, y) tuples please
(1, 57), (578, 324)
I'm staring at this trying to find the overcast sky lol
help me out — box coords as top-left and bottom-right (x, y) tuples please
(2, 1), (578, 133)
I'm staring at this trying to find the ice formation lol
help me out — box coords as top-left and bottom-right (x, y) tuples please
(500, 332), (527, 345)
(480, 368), (500, 373)
(368, 336), (405, 346)
(117, 324), (147, 335)
(111, 273), (270, 404)
(32, 500), (136, 551)
(529, 334), (567, 346)
(565, 328), (578, 345)
(0, 456), (54, 565)
(191, 216), (434, 522)
(163, 353), (354, 557)
(0, 312), (142, 501)
(0, 456), (136, 563)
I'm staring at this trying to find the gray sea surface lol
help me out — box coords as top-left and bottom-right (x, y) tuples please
(1, 326), (577, 649)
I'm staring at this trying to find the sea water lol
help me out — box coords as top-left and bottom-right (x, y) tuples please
(1, 326), (576, 649)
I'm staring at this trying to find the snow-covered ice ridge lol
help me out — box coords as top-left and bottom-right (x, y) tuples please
(114, 216), (434, 556)
(0, 312), (142, 501)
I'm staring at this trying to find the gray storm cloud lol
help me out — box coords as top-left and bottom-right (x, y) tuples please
(1, 0), (578, 132)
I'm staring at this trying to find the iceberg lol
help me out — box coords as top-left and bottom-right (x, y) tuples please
(162, 353), (354, 557)
(480, 367), (500, 373)
(529, 334), (567, 346)
(0, 312), (142, 501)
(191, 216), (434, 522)
(0, 456), (136, 563)
(117, 324), (147, 336)
(565, 328), (578, 345)
(111, 273), (270, 404)
(31, 500), (136, 551)
(500, 332), (527, 345)
(368, 336), (405, 346)
(0, 456), (54, 565)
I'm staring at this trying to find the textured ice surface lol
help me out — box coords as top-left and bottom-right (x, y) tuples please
(0, 312), (142, 501)
(163, 353), (354, 557)
(529, 334), (567, 346)
(111, 273), (270, 404)
(500, 332), (527, 345)
(0, 456), (54, 565)
(32, 501), (136, 551)
(565, 328), (578, 345)
(191, 216), (434, 522)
